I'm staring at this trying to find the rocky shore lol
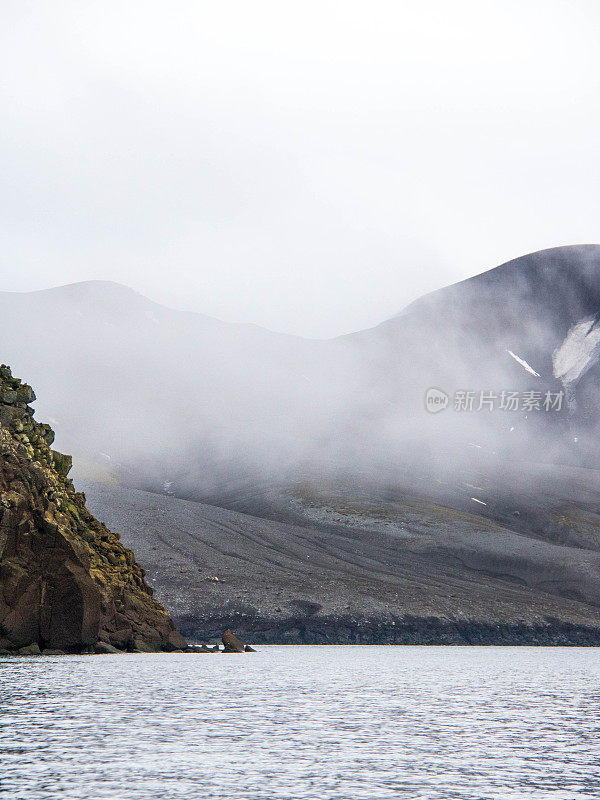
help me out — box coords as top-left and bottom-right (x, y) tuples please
(177, 613), (600, 647)
(186, 629), (256, 653)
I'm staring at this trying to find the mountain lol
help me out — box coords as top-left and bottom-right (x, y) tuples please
(2, 246), (600, 644)
(0, 365), (187, 654)
(343, 244), (600, 465)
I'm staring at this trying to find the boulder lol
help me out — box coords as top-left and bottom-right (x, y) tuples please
(165, 630), (188, 651)
(94, 642), (121, 654)
(51, 450), (72, 478)
(221, 629), (245, 653)
(16, 384), (36, 405)
(244, 644), (257, 652)
(17, 643), (41, 655)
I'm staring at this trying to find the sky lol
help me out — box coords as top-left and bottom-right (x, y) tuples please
(1, 0), (600, 337)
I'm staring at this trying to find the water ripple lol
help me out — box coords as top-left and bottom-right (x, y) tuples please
(1, 646), (600, 799)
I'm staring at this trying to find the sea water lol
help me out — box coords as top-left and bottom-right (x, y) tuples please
(1, 646), (600, 799)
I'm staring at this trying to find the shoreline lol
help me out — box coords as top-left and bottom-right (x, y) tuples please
(176, 615), (600, 647)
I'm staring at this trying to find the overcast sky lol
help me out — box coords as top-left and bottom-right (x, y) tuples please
(1, 1), (599, 337)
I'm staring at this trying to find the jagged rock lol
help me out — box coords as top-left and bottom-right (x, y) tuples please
(222, 629), (245, 652)
(0, 366), (187, 654)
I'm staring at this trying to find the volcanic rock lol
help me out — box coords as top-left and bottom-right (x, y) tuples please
(0, 365), (188, 654)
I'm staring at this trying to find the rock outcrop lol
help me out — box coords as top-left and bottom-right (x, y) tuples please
(222, 629), (245, 652)
(0, 365), (187, 654)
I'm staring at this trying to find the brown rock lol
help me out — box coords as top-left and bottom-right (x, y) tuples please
(18, 643), (41, 655)
(165, 630), (188, 651)
(94, 642), (121, 654)
(221, 629), (245, 652)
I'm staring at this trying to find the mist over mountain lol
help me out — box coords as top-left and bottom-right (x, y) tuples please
(2, 245), (599, 505)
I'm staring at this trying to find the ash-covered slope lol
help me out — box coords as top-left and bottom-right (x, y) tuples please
(0, 365), (187, 654)
(82, 466), (600, 646)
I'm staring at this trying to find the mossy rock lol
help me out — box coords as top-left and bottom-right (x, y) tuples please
(51, 451), (72, 478)
(16, 385), (36, 404)
(18, 643), (41, 656)
(0, 364), (187, 654)
(1, 391), (17, 405)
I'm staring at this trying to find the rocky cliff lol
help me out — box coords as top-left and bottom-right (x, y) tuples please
(0, 365), (187, 654)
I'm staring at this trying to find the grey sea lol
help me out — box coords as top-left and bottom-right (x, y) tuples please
(1, 646), (600, 799)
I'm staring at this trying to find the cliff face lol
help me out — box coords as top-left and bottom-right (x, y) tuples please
(0, 365), (187, 654)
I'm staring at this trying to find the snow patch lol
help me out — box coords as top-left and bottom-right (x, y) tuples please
(553, 317), (600, 387)
(507, 350), (540, 377)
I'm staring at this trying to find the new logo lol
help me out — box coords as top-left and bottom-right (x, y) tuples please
(425, 387), (449, 413)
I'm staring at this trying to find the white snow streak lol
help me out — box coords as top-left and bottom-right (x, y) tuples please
(507, 350), (540, 377)
(553, 317), (600, 386)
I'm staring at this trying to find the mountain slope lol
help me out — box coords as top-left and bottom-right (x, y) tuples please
(82, 467), (600, 645)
